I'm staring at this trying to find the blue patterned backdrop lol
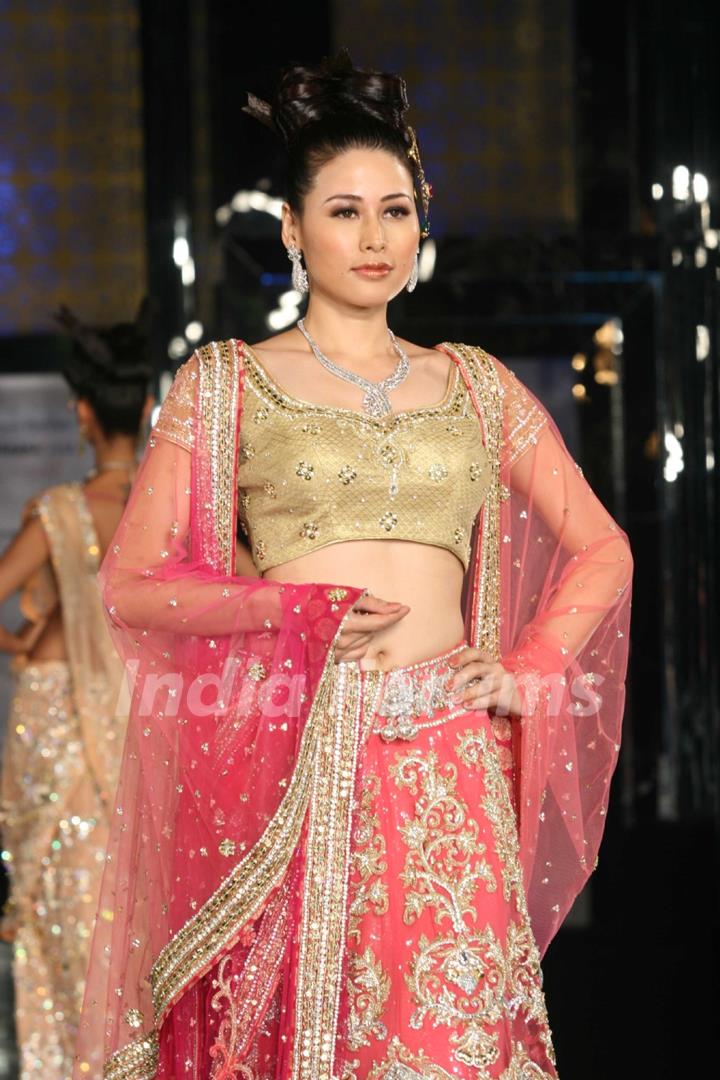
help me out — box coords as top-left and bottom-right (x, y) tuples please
(0, 0), (146, 334)
(332, 0), (577, 236)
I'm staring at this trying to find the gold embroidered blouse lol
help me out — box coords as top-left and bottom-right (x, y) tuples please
(236, 344), (491, 572)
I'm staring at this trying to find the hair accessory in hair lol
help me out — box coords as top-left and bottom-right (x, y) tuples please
(241, 91), (277, 134)
(406, 125), (433, 239)
(54, 304), (114, 369)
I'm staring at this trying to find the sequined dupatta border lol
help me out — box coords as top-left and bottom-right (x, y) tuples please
(192, 340), (242, 575)
(438, 343), (505, 658)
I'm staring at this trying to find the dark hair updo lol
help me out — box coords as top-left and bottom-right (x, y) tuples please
(54, 299), (154, 438)
(244, 50), (428, 230)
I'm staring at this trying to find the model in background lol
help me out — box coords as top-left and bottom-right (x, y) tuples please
(77, 54), (631, 1080)
(0, 303), (153, 1079)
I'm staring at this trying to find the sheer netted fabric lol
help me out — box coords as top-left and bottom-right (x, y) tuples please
(75, 339), (631, 1080)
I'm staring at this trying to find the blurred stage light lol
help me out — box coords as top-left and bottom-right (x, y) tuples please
(268, 307), (298, 331)
(182, 257), (196, 285)
(231, 191), (251, 213)
(651, 183), (664, 200)
(173, 237), (190, 266)
(571, 383), (587, 400)
(672, 166), (691, 200)
(168, 335), (187, 360)
(593, 320), (623, 348)
(705, 229), (718, 249)
(695, 245), (708, 268)
(247, 191), (284, 219)
(227, 189), (284, 220)
(696, 325), (710, 361)
(279, 289), (303, 308)
(663, 430), (684, 482)
(594, 369), (619, 386)
(418, 239), (436, 283)
(692, 172), (709, 202)
(571, 353), (586, 371)
(185, 321), (204, 343)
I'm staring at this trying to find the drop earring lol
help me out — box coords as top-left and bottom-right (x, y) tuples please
(287, 245), (309, 294)
(406, 250), (419, 293)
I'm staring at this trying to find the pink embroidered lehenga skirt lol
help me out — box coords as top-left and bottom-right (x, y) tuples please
(244, 641), (559, 1080)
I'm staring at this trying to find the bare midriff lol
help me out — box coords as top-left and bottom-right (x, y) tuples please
(263, 537), (466, 670)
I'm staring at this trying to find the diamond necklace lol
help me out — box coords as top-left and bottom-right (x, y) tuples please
(296, 318), (410, 419)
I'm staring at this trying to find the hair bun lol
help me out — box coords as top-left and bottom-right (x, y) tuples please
(55, 299), (153, 392)
(271, 48), (409, 146)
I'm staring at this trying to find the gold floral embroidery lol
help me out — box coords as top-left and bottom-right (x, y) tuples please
(404, 922), (551, 1075)
(390, 748), (500, 1071)
(455, 728), (524, 905)
(499, 1042), (557, 1079)
(208, 879), (294, 1075)
(348, 773), (389, 942)
(366, 1037), (455, 1079)
(345, 946), (391, 1051)
(360, 1035), (556, 1080)
(503, 922), (551, 1029)
(208, 955), (256, 1080)
(406, 926), (503, 1070)
(390, 749), (497, 931)
(389, 747), (554, 1076)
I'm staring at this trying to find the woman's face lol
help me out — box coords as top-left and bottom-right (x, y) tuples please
(284, 147), (420, 306)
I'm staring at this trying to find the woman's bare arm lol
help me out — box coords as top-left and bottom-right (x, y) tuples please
(0, 514), (52, 652)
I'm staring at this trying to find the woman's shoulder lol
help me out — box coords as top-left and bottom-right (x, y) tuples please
(439, 341), (514, 386)
(20, 482), (78, 524)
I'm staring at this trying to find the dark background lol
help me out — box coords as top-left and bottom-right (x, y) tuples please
(1, 1), (719, 1077)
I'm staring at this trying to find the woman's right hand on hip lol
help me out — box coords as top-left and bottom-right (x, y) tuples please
(334, 594), (410, 662)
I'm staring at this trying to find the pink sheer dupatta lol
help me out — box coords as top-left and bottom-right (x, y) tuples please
(75, 339), (631, 1080)
(451, 345), (632, 957)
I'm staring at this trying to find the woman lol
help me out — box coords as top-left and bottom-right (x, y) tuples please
(0, 304), (154, 1079)
(77, 53), (632, 1080)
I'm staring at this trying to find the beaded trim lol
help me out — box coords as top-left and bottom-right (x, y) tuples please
(241, 342), (462, 425)
(442, 344), (505, 659)
(103, 1032), (159, 1080)
(195, 340), (242, 574)
(291, 657), (364, 1080)
(371, 642), (469, 741)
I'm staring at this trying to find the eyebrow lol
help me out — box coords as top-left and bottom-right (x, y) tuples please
(323, 192), (413, 204)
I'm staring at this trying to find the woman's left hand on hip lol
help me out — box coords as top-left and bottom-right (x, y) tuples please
(446, 648), (522, 717)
